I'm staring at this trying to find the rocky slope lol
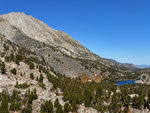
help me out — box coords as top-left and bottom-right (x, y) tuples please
(0, 12), (139, 79)
(0, 33), (100, 113)
(0, 33), (57, 112)
(135, 69), (150, 84)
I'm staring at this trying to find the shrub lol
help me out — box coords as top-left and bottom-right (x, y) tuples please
(15, 82), (30, 89)
(11, 68), (16, 75)
(15, 54), (23, 65)
(30, 73), (34, 80)
(38, 83), (46, 90)
(29, 62), (35, 70)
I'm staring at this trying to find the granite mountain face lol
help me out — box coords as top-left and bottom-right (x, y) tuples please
(0, 12), (97, 60)
(0, 12), (138, 79)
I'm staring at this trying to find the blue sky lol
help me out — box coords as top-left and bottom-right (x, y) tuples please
(1, 0), (150, 65)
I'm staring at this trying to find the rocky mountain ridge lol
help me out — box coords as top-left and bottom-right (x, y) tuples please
(104, 58), (139, 70)
(0, 12), (98, 60)
(0, 12), (139, 79)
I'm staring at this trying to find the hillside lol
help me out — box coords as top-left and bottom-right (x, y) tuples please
(0, 33), (99, 113)
(0, 12), (139, 80)
(0, 33), (61, 112)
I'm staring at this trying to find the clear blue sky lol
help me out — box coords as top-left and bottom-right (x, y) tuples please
(1, 0), (150, 65)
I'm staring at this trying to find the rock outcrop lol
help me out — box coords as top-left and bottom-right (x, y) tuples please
(135, 73), (150, 84)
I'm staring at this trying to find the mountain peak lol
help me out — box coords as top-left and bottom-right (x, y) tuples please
(2, 12), (26, 16)
(0, 12), (98, 60)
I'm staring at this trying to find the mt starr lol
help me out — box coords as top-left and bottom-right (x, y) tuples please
(0, 12), (139, 78)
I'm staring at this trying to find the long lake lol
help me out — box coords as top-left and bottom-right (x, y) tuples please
(117, 80), (135, 86)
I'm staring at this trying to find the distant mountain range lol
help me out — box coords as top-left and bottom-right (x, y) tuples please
(104, 58), (137, 69)
(135, 65), (150, 69)
(104, 58), (150, 69)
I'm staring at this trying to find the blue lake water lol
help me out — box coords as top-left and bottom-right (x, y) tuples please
(117, 80), (135, 86)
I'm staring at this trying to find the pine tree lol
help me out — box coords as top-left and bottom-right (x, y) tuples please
(39, 74), (43, 83)
(71, 100), (77, 112)
(64, 103), (71, 113)
(0, 99), (9, 113)
(33, 89), (38, 99)
(15, 54), (23, 65)
(41, 100), (54, 113)
(54, 98), (63, 113)
(1, 62), (6, 74)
